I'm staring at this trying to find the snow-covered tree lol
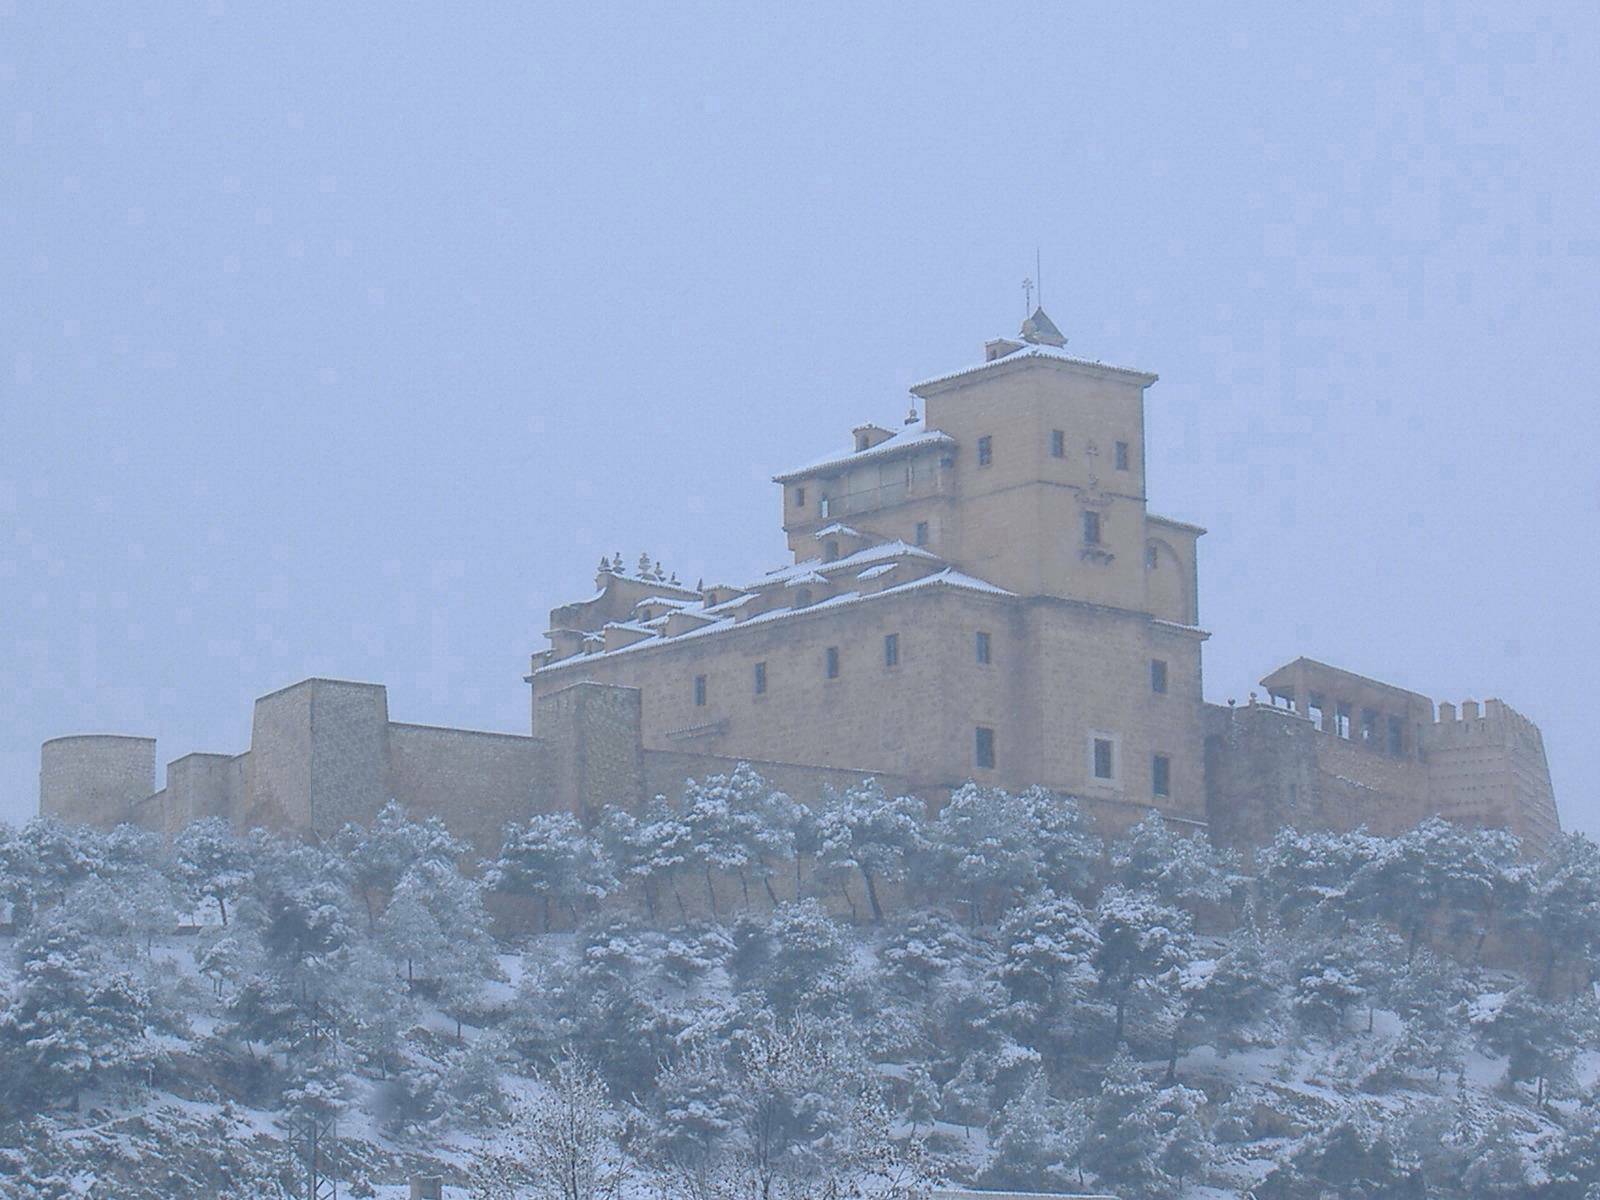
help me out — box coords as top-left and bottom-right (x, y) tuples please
(1255, 826), (1383, 930)
(1092, 885), (1192, 1045)
(813, 779), (925, 923)
(879, 907), (977, 1001)
(996, 891), (1099, 1024)
(1077, 1051), (1179, 1197)
(1471, 986), (1593, 1107)
(335, 800), (465, 932)
(759, 898), (851, 1018)
(0, 919), (153, 1111)
(171, 817), (252, 927)
(487, 812), (610, 932)
(1518, 831), (1600, 997)
(979, 1070), (1081, 1193)
(922, 783), (1041, 926)
(1020, 786), (1101, 897)
(469, 1057), (627, 1200)
(1110, 812), (1237, 908)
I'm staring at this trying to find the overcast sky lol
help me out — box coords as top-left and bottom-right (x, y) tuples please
(4, 4), (1597, 836)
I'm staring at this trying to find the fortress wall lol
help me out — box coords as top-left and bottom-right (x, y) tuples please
(245, 679), (391, 838)
(161, 752), (247, 834)
(1203, 701), (1429, 850)
(387, 724), (545, 858)
(38, 735), (157, 828)
(535, 682), (646, 821)
(1426, 699), (1560, 855)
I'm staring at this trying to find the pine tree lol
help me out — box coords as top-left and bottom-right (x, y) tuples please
(813, 780), (925, 923)
(171, 817), (251, 927)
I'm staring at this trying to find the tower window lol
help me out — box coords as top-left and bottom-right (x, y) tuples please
(914, 521), (929, 547)
(819, 494), (832, 517)
(795, 486), (806, 508)
(693, 675), (707, 707)
(754, 661), (767, 695)
(1093, 737), (1115, 781)
(826, 646), (840, 679)
(1151, 659), (1168, 694)
(977, 435), (993, 466)
(884, 633), (899, 667)
(1153, 754), (1171, 798)
(1360, 708), (1378, 744)
(1115, 441), (1130, 471)
(1082, 511), (1102, 545)
(1051, 430), (1065, 458)
(975, 631), (992, 665)
(1388, 715), (1404, 756)
(975, 726), (996, 770)
(1335, 702), (1352, 739)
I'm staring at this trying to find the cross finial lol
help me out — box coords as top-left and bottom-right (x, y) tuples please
(1022, 276), (1034, 313)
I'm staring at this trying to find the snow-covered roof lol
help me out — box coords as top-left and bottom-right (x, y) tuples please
(856, 562), (897, 581)
(751, 540), (941, 589)
(535, 564), (1015, 674)
(912, 340), (1157, 393)
(772, 418), (955, 482)
(812, 522), (861, 539)
(634, 595), (695, 610)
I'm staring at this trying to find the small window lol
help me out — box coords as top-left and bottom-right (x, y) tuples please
(977, 435), (993, 466)
(1051, 430), (1065, 458)
(1308, 694), (1326, 732)
(1335, 702), (1352, 740)
(1115, 441), (1130, 471)
(884, 633), (899, 667)
(1146, 544), (1158, 568)
(1360, 708), (1378, 744)
(975, 726), (996, 770)
(1387, 715), (1404, 756)
(1082, 510), (1102, 545)
(754, 661), (767, 695)
(693, 675), (707, 707)
(914, 521), (929, 547)
(819, 495), (832, 517)
(975, 630), (992, 665)
(824, 539), (840, 562)
(1151, 659), (1168, 694)
(1152, 754), (1171, 798)
(1093, 737), (1115, 780)
(795, 486), (806, 508)
(826, 646), (840, 679)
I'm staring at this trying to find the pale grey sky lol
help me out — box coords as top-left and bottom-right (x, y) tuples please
(4, 4), (1597, 833)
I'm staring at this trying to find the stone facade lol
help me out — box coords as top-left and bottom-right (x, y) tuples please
(35, 311), (1561, 858)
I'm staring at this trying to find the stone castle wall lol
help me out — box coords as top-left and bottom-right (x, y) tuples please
(38, 735), (157, 829)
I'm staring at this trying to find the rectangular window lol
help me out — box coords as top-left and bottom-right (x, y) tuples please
(1051, 429), (1065, 458)
(1082, 510), (1102, 545)
(975, 726), (996, 770)
(819, 494), (831, 517)
(1387, 715), (1404, 756)
(1153, 754), (1171, 798)
(824, 539), (839, 562)
(795, 486), (806, 508)
(1360, 708), (1378, 744)
(914, 520), (929, 547)
(977, 435), (993, 466)
(826, 646), (840, 679)
(1335, 702), (1352, 739)
(754, 661), (767, 695)
(1115, 440), (1130, 471)
(1151, 659), (1168, 694)
(1308, 695), (1326, 732)
(975, 630), (992, 665)
(1093, 737), (1115, 780)
(693, 675), (707, 707)
(884, 633), (899, 667)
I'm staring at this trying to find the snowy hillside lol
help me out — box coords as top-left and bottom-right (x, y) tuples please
(2, 769), (1599, 1197)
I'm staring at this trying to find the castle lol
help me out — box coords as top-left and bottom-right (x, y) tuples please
(38, 310), (1561, 858)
